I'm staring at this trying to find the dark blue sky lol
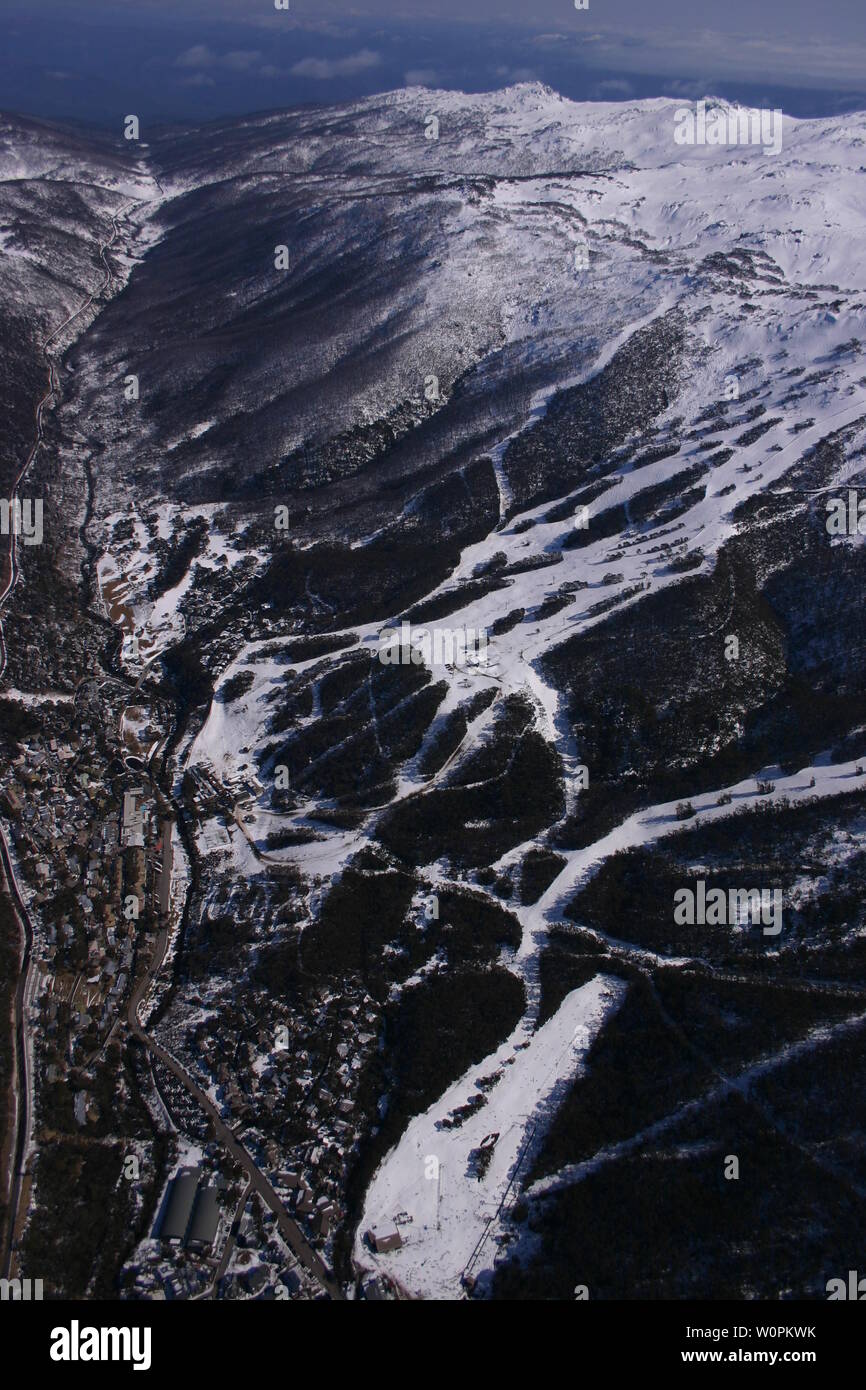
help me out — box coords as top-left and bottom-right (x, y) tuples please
(3, 0), (865, 128)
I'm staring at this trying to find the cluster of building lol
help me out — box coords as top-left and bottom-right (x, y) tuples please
(180, 989), (382, 1256)
(272, 1168), (337, 1240)
(0, 698), (170, 1077)
(125, 1164), (318, 1301)
(216, 1201), (321, 1301)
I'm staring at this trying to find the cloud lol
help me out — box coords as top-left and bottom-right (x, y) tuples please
(404, 68), (442, 88)
(221, 50), (263, 72)
(290, 49), (382, 80)
(561, 26), (866, 90)
(179, 72), (216, 88)
(494, 65), (539, 84)
(661, 77), (712, 99)
(176, 44), (216, 70)
(175, 44), (265, 73)
(595, 78), (635, 97)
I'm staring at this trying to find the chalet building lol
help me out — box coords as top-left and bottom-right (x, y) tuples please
(366, 1226), (403, 1254)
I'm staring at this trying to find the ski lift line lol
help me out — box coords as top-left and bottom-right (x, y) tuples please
(461, 1121), (539, 1285)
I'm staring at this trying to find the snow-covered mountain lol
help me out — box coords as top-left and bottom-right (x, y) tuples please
(2, 87), (866, 1301)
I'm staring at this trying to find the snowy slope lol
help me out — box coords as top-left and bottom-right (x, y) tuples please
(17, 87), (865, 1300)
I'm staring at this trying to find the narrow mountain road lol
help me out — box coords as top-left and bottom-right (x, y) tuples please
(0, 822), (37, 1278)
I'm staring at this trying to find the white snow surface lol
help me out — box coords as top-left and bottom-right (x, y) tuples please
(355, 974), (626, 1299)
(20, 89), (863, 1298)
